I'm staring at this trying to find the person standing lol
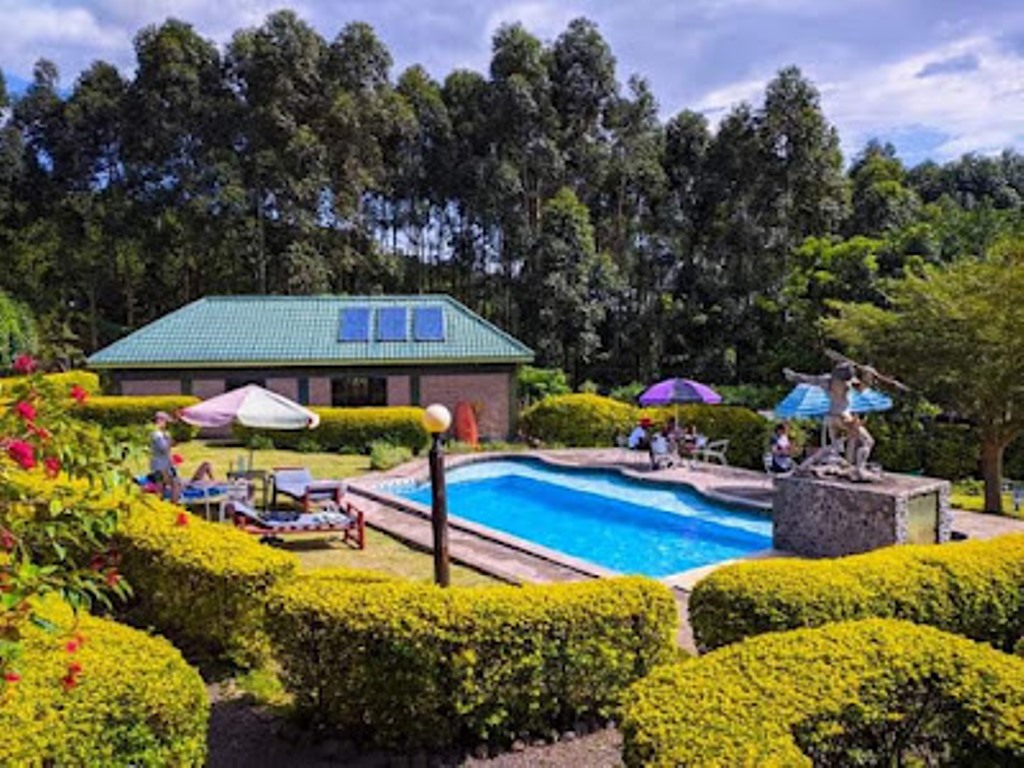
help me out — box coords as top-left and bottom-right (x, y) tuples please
(149, 411), (178, 502)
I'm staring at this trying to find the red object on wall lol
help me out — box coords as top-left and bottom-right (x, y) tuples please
(453, 401), (479, 446)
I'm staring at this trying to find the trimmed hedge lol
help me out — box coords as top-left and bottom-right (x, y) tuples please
(520, 393), (636, 447)
(237, 406), (428, 453)
(267, 575), (677, 750)
(690, 534), (1024, 652)
(117, 495), (298, 666)
(76, 394), (201, 441)
(1, 598), (208, 766)
(0, 369), (101, 398)
(621, 618), (1024, 767)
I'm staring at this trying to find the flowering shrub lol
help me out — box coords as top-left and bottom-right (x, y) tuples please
(0, 358), (139, 683)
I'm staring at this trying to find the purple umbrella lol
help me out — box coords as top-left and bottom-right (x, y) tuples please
(638, 378), (722, 407)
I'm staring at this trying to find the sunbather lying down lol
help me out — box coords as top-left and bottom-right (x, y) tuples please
(227, 499), (365, 549)
(139, 461), (227, 501)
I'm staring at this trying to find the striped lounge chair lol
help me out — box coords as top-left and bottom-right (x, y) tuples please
(271, 467), (346, 511)
(227, 499), (365, 549)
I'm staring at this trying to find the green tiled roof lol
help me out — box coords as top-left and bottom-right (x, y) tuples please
(87, 296), (534, 369)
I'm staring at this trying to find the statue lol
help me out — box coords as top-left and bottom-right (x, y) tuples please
(783, 350), (908, 482)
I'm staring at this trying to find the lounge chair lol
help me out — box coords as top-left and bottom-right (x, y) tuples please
(227, 499), (365, 549)
(649, 436), (677, 470)
(694, 439), (729, 465)
(271, 467), (346, 511)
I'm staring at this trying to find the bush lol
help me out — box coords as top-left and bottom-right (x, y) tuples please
(75, 395), (200, 441)
(643, 404), (773, 470)
(0, 369), (100, 399)
(520, 393), (636, 447)
(517, 365), (571, 407)
(237, 406), (427, 454)
(608, 381), (645, 404)
(267, 576), (677, 750)
(369, 441), (413, 470)
(1, 598), (208, 766)
(116, 495), (298, 666)
(621, 619), (1024, 767)
(690, 534), (1024, 652)
(248, 433), (275, 450)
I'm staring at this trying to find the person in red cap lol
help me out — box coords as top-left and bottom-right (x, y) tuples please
(628, 417), (653, 449)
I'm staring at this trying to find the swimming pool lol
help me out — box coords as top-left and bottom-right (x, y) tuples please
(394, 459), (772, 577)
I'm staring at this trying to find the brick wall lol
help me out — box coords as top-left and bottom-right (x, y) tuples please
(192, 379), (224, 399)
(266, 377), (299, 401)
(120, 379), (181, 396)
(386, 376), (411, 406)
(419, 373), (511, 439)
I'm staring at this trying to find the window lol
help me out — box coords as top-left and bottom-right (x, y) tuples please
(339, 307), (371, 342)
(377, 307), (408, 341)
(413, 306), (445, 341)
(331, 376), (387, 407)
(225, 377), (265, 392)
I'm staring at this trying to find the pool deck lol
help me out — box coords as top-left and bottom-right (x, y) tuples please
(347, 449), (1024, 653)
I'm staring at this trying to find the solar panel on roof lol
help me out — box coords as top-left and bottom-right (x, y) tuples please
(413, 307), (445, 341)
(339, 307), (370, 342)
(377, 307), (408, 341)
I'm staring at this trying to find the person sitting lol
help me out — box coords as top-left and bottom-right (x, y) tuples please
(627, 418), (653, 449)
(649, 432), (675, 469)
(664, 417), (685, 452)
(680, 423), (706, 457)
(770, 422), (794, 474)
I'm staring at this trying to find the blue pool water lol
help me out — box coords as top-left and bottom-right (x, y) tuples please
(395, 459), (772, 577)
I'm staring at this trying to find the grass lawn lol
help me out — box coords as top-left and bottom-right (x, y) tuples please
(171, 440), (498, 587)
(950, 490), (1022, 516)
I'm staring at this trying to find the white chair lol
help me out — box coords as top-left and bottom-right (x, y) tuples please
(696, 439), (729, 465)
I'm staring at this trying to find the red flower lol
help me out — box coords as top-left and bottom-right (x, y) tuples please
(175, 512), (190, 527)
(0, 528), (14, 551)
(88, 554), (105, 571)
(62, 675), (78, 691)
(43, 457), (60, 478)
(6, 440), (36, 470)
(67, 661), (83, 676)
(28, 424), (52, 441)
(11, 355), (36, 375)
(4, 671), (20, 684)
(69, 384), (88, 403)
(13, 401), (36, 423)
(74, 633), (86, 648)
(105, 569), (121, 587)
(171, 453), (184, 466)
(65, 639), (80, 654)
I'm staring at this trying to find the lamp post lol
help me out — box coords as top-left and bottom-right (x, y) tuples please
(422, 404), (452, 587)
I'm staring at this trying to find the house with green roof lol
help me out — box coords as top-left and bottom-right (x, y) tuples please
(87, 296), (534, 438)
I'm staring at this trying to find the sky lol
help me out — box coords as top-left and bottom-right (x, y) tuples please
(0, 0), (1022, 166)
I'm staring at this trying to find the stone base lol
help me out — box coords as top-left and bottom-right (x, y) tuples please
(773, 473), (952, 558)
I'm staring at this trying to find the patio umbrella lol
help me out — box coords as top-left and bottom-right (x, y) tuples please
(773, 383), (893, 420)
(638, 378), (723, 407)
(179, 384), (320, 468)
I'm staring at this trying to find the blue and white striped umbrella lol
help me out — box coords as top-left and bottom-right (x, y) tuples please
(773, 383), (893, 419)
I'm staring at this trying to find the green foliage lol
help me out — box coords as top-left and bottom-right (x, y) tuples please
(0, 599), (208, 767)
(247, 433), (275, 451)
(292, 436), (321, 453)
(116, 496), (298, 666)
(690, 535), (1024, 652)
(520, 393), (636, 447)
(608, 381), (645, 404)
(267, 575), (677, 750)
(621, 619), (1024, 767)
(237, 406), (427, 454)
(368, 440), (413, 470)
(517, 366), (571, 407)
(75, 395), (201, 441)
(0, 291), (37, 368)
(711, 383), (788, 410)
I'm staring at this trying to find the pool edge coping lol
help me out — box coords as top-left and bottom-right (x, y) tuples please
(348, 450), (779, 587)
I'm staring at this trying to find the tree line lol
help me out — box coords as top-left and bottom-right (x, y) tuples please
(1, 10), (1023, 383)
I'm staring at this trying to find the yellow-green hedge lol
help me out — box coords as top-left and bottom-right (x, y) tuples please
(520, 393), (636, 447)
(267, 576), (677, 750)
(642, 404), (773, 469)
(76, 395), (201, 441)
(621, 619), (1024, 767)
(690, 535), (1024, 652)
(116, 495), (297, 666)
(1, 598), (208, 766)
(0, 369), (100, 398)
(237, 406), (428, 453)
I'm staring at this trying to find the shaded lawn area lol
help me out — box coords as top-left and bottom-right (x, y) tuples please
(951, 483), (1023, 518)
(172, 440), (498, 587)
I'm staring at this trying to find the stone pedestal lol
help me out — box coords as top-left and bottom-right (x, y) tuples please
(773, 473), (952, 558)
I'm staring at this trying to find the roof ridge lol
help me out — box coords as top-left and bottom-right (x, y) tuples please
(440, 296), (535, 356)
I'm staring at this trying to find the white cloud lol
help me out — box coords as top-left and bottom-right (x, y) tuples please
(484, 1), (580, 44)
(0, 4), (122, 77)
